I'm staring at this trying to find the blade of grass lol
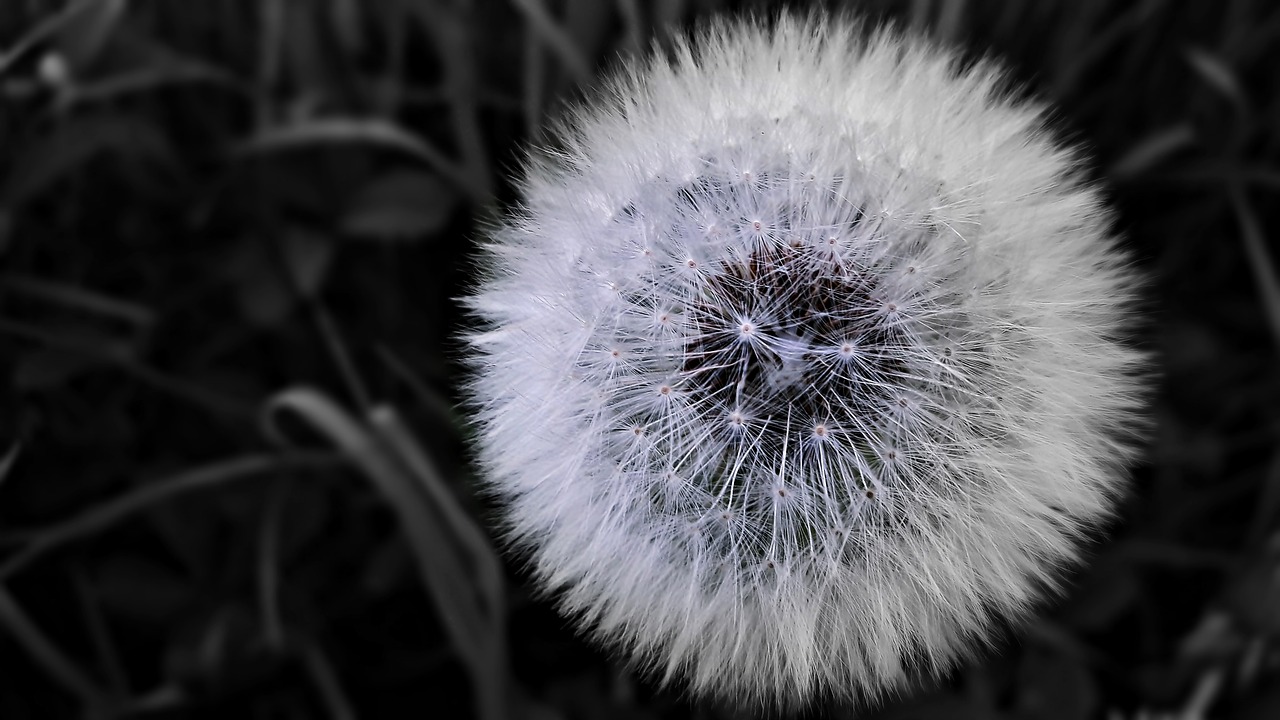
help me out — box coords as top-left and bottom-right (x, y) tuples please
(615, 0), (643, 58)
(1230, 185), (1280, 349)
(1054, 0), (1163, 100)
(523, 18), (546, 137)
(409, 4), (494, 203)
(0, 316), (257, 420)
(327, 0), (364, 56)
(51, 0), (126, 72)
(1185, 47), (1249, 117)
(59, 61), (244, 111)
(235, 118), (488, 204)
(0, 584), (108, 711)
(375, 345), (462, 432)
(263, 388), (504, 720)
(1110, 124), (1196, 179)
(510, 0), (592, 83)
(0, 275), (155, 327)
(255, 0), (285, 129)
(0, 452), (338, 580)
(0, 0), (110, 73)
(111, 683), (185, 717)
(368, 406), (502, 626)
(300, 639), (358, 720)
(258, 480), (287, 652)
(1179, 667), (1226, 720)
(71, 564), (128, 700)
(309, 300), (372, 413)
(367, 405), (506, 720)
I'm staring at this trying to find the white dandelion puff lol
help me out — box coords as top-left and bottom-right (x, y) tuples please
(463, 13), (1148, 709)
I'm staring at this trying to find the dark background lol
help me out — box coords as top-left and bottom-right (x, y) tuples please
(0, 0), (1277, 718)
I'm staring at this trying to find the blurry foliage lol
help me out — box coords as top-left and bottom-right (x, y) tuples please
(0, 0), (1277, 719)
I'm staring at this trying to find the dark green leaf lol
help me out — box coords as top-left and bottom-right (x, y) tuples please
(0, 442), (19, 487)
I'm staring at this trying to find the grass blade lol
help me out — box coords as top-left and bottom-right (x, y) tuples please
(264, 388), (506, 720)
(1231, 186), (1280, 349)
(0, 453), (336, 580)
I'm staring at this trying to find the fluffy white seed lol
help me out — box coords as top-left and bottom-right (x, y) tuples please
(464, 13), (1147, 709)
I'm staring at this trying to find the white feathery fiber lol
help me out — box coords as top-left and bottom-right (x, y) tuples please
(463, 13), (1147, 709)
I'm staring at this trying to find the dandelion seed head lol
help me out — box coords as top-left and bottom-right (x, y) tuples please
(464, 12), (1147, 710)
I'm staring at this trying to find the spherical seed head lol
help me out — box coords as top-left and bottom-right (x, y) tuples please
(464, 13), (1147, 710)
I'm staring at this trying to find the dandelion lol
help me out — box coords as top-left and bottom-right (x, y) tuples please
(464, 13), (1147, 709)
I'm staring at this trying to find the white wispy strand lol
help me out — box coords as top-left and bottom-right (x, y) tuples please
(464, 13), (1147, 709)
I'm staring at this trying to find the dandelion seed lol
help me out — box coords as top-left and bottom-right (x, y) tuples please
(464, 12), (1147, 710)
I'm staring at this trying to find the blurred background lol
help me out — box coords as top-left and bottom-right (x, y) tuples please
(0, 0), (1277, 718)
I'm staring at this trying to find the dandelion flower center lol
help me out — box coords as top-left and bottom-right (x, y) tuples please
(583, 159), (977, 570)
